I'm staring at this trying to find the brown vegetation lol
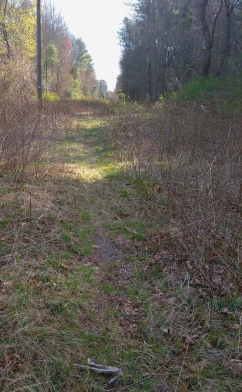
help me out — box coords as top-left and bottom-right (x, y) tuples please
(0, 97), (241, 391)
(108, 99), (242, 294)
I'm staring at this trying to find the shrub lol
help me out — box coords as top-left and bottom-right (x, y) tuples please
(0, 55), (58, 181)
(181, 77), (222, 101)
(107, 98), (242, 293)
(42, 91), (60, 102)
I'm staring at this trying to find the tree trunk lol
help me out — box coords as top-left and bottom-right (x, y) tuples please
(2, 0), (11, 57)
(218, 0), (239, 75)
(199, 0), (223, 77)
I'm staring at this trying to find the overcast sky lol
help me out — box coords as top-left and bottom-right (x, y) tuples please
(51, 0), (131, 91)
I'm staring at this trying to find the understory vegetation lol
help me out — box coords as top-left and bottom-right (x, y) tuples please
(0, 80), (242, 391)
(108, 78), (242, 295)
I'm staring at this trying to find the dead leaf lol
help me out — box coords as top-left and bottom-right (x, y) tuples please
(220, 308), (234, 315)
(157, 380), (170, 392)
(3, 353), (21, 372)
(186, 363), (196, 372)
(225, 360), (242, 377)
(185, 260), (193, 270)
(61, 263), (71, 270)
(206, 342), (213, 348)
(192, 278), (202, 286)
(179, 385), (189, 392)
(152, 287), (165, 297)
(163, 266), (171, 273)
(26, 270), (36, 277)
(204, 320), (210, 328)
(154, 184), (163, 194)
(19, 362), (28, 373)
(153, 253), (162, 261)
(194, 324), (202, 331)
(186, 359), (208, 374)
(185, 335), (197, 345)
(232, 324), (241, 330)
(23, 237), (31, 243)
(114, 212), (130, 219)
(4, 353), (10, 367)
(28, 279), (45, 293)
(163, 327), (173, 335)
(28, 279), (42, 288)
(195, 359), (208, 372)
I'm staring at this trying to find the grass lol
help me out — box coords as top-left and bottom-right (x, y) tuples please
(0, 105), (242, 391)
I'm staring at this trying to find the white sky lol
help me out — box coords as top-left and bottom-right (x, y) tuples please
(51, 0), (131, 91)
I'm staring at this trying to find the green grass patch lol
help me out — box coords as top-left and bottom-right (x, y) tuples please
(180, 76), (242, 115)
(60, 219), (94, 256)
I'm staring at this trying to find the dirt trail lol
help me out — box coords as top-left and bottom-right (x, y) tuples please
(0, 114), (151, 391)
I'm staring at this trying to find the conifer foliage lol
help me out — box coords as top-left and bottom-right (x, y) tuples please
(118, 0), (242, 101)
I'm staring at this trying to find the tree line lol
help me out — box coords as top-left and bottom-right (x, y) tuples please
(117, 0), (242, 101)
(0, 0), (107, 99)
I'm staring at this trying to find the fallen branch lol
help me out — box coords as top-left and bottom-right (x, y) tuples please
(74, 358), (123, 385)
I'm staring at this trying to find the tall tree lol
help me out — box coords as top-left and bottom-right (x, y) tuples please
(37, 0), (42, 101)
(118, 0), (242, 101)
(42, 0), (72, 96)
(218, 0), (241, 74)
(198, 0), (223, 76)
(70, 36), (97, 97)
(0, 0), (36, 57)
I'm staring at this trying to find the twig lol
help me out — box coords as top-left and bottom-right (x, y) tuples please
(174, 345), (188, 392)
(74, 358), (123, 385)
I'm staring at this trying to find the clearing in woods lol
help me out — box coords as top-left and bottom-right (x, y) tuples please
(0, 107), (242, 391)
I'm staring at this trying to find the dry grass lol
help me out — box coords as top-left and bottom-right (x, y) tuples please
(0, 110), (151, 391)
(0, 101), (242, 391)
(107, 100), (242, 294)
(0, 55), (61, 182)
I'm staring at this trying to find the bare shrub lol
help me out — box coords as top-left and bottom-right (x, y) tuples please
(0, 55), (58, 180)
(56, 98), (110, 118)
(107, 100), (242, 293)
